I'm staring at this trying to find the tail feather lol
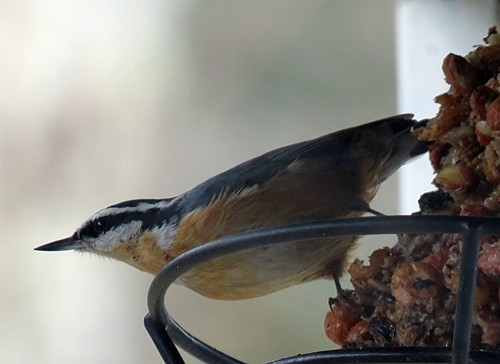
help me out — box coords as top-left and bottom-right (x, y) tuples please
(350, 115), (428, 186)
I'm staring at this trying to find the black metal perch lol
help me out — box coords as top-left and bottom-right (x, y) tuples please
(144, 215), (500, 363)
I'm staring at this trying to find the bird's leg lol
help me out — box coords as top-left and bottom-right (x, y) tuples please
(353, 201), (385, 217)
(334, 272), (343, 293)
(327, 204), (384, 309)
(328, 272), (345, 310)
(328, 267), (360, 310)
(364, 207), (385, 216)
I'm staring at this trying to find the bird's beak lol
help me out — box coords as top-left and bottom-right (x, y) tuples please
(35, 236), (84, 251)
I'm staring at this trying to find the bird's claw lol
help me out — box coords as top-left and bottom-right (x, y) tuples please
(329, 273), (357, 309)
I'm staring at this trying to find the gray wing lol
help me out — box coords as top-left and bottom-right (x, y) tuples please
(178, 114), (424, 213)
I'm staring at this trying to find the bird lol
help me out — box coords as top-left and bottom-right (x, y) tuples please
(36, 114), (427, 300)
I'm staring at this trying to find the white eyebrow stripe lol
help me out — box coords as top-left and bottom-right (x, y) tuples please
(93, 200), (171, 219)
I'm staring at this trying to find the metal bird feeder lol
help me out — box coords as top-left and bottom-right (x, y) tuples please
(144, 215), (500, 363)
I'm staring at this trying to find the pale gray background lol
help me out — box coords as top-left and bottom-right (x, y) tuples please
(1, 1), (419, 363)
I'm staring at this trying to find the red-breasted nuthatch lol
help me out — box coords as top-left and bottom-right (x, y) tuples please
(36, 115), (427, 300)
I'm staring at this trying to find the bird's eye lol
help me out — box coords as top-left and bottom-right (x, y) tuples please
(92, 219), (108, 235)
(79, 217), (111, 239)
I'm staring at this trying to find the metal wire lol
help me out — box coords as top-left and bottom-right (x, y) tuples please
(144, 215), (500, 363)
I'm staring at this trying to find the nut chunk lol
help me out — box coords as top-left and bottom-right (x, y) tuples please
(326, 27), (500, 351)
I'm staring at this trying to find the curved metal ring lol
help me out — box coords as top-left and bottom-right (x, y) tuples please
(144, 215), (500, 363)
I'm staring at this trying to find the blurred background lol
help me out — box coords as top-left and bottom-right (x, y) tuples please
(1, 1), (495, 363)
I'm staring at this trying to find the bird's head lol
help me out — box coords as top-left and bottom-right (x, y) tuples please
(35, 199), (178, 274)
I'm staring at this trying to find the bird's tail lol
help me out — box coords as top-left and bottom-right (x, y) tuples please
(347, 114), (428, 186)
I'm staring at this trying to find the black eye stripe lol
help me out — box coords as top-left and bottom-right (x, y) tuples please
(78, 208), (166, 239)
(93, 219), (108, 234)
(79, 216), (111, 238)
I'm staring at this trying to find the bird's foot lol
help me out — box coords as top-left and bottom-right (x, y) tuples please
(328, 274), (357, 310)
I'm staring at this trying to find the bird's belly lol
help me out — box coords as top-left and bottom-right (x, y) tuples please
(177, 236), (357, 300)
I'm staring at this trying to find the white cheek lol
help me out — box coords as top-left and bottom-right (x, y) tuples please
(93, 221), (143, 252)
